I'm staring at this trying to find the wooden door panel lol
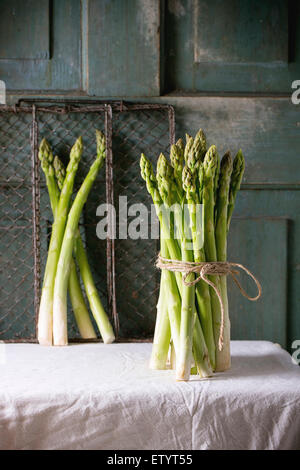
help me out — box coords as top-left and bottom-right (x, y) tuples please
(163, 96), (300, 186)
(228, 217), (288, 346)
(165, 0), (300, 93)
(0, 0), (81, 91)
(0, 0), (50, 60)
(194, 0), (288, 64)
(86, 0), (161, 96)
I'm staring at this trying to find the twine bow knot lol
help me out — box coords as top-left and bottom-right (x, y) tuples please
(156, 255), (262, 351)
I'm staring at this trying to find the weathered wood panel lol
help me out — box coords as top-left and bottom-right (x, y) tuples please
(194, 0), (288, 64)
(232, 190), (300, 350)
(86, 0), (161, 96)
(158, 96), (300, 185)
(0, 0), (49, 60)
(0, 0), (81, 90)
(165, 0), (300, 93)
(228, 217), (287, 346)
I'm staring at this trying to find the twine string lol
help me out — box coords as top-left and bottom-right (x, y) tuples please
(156, 255), (262, 351)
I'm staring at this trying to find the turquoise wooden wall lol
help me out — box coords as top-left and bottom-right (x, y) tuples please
(0, 0), (299, 349)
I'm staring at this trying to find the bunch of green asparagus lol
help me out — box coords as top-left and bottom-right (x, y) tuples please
(140, 129), (244, 380)
(38, 131), (115, 346)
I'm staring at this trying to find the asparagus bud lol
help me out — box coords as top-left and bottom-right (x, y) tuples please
(203, 145), (218, 181)
(176, 138), (184, 155)
(96, 129), (106, 162)
(170, 143), (184, 190)
(182, 166), (197, 203)
(187, 129), (206, 172)
(194, 129), (207, 160)
(38, 139), (59, 215)
(54, 156), (66, 191)
(185, 133), (192, 144)
(157, 153), (176, 207)
(184, 135), (194, 162)
(39, 138), (54, 177)
(140, 153), (161, 206)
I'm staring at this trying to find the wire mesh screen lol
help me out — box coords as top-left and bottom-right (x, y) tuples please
(0, 111), (34, 340)
(112, 106), (174, 339)
(0, 101), (175, 342)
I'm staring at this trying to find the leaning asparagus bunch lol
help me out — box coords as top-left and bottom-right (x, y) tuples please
(140, 129), (245, 380)
(38, 131), (115, 346)
(39, 140), (96, 340)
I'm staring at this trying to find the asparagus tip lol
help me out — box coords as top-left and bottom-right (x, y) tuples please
(96, 130), (106, 158)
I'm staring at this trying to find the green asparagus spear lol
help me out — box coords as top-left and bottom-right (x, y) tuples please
(38, 137), (83, 345)
(149, 232), (171, 370)
(171, 147), (213, 372)
(73, 234), (114, 344)
(202, 146), (219, 262)
(215, 152), (233, 371)
(227, 149), (245, 231)
(202, 145), (229, 371)
(53, 131), (115, 346)
(140, 154), (184, 363)
(182, 166), (216, 369)
(140, 155), (174, 369)
(216, 152), (233, 261)
(55, 154), (114, 342)
(184, 129), (215, 370)
(38, 144), (96, 340)
(157, 154), (194, 380)
(161, 237), (182, 360)
(54, 154), (98, 339)
(141, 155), (181, 324)
(214, 150), (220, 207)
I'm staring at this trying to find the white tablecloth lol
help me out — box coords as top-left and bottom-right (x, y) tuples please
(0, 341), (299, 450)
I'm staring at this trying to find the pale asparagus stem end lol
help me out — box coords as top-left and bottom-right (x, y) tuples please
(38, 289), (53, 345)
(52, 296), (68, 346)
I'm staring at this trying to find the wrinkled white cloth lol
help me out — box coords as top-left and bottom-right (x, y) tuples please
(0, 341), (299, 450)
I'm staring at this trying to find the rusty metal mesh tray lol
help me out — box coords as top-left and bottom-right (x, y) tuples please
(0, 100), (175, 342)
